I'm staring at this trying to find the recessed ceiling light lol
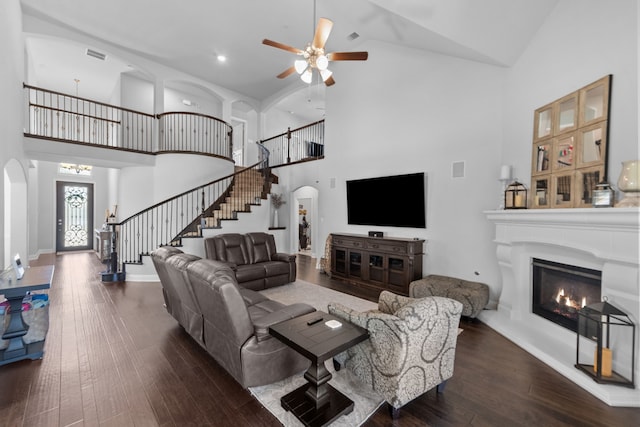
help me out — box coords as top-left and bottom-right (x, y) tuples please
(217, 55), (227, 62)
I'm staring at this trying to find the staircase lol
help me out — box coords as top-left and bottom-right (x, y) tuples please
(200, 166), (272, 229)
(123, 164), (277, 280)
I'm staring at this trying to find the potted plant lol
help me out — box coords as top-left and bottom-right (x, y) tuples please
(271, 193), (286, 227)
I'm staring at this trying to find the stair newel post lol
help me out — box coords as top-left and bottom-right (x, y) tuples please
(287, 127), (291, 164)
(200, 187), (206, 233)
(101, 222), (126, 282)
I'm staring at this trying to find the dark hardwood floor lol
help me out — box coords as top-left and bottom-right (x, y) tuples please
(1, 251), (638, 426)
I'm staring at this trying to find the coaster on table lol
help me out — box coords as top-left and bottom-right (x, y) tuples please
(325, 319), (342, 329)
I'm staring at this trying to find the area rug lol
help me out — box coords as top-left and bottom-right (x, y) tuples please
(251, 280), (384, 426)
(259, 280), (378, 312)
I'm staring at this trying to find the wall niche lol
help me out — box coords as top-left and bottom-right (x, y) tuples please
(530, 75), (611, 209)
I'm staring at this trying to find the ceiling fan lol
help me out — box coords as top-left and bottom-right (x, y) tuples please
(262, 14), (368, 87)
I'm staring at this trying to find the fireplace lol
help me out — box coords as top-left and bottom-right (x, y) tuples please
(532, 258), (602, 332)
(485, 208), (639, 407)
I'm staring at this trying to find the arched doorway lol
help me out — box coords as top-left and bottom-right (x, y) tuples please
(291, 185), (319, 261)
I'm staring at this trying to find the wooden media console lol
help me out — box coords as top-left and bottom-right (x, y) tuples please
(330, 233), (425, 295)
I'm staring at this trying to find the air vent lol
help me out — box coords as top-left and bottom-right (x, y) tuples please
(86, 49), (107, 61)
(452, 161), (466, 178)
(347, 32), (360, 41)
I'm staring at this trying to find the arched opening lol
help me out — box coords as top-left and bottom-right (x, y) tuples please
(291, 185), (319, 263)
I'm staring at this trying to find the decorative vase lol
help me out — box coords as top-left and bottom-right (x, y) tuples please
(616, 160), (640, 207)
(273, 209), (279, 228)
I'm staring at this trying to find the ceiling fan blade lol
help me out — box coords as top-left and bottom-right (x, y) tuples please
(324, 75), (336, 87)
(327, 51), (369, 61)
(313, 18), (333, 49)
(262, 39), (303, 55)
(277, 66), (296, 79)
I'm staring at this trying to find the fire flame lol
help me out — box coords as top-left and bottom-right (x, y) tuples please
(554, 288), (587, 309)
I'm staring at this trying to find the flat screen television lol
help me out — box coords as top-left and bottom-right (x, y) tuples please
(346, 172), (426, 228)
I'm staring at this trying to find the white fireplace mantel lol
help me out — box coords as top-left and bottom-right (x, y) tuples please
(483, 208), (639, 407)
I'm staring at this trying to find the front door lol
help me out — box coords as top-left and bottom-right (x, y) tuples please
(56, 181), (94, 252)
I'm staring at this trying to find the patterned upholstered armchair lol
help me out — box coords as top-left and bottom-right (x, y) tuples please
(328, 291), (462, 419)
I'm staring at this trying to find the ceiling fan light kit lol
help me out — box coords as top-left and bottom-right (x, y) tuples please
(262, 14), (368, 87)
(301, 68), (313, 84)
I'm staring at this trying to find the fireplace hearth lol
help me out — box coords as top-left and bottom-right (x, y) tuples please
(532, 258), (602, 332)
(485, 208), (639, 407)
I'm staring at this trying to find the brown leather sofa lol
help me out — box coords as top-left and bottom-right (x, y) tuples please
(151, 246), (315, 388)
(203, 232), (296, 290)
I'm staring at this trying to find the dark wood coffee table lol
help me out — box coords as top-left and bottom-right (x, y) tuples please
(269, 310), (369, 427)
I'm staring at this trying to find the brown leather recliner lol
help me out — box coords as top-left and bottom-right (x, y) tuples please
(203, 232), (296, 290)
(151, 246), (204, 346)
(150, 247), (316, 388)
(186, 258), (314, 387)
(150, 246), (184, 319)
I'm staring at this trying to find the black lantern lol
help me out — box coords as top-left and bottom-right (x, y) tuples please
(575, 298), (636, 388)
(504, 180), (528, 209)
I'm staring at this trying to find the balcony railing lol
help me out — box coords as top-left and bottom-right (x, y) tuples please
(23, 84), (233, 158)
(158, 111), (233, 159)
(259, 120), (324, 167)
(24, 83), (156, 152)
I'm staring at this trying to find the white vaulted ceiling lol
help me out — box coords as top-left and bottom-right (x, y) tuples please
(21, 0), (559, 108)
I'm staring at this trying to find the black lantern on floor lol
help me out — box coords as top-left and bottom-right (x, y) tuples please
(575, 298), (635, 388)
(504, 180), (528, 209)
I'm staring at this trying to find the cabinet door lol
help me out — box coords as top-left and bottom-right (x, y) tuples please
(332, 248), (347, 276)
(387, 256), (407, 290)
(368, 254), (385, 285)
(348, 250), (363, 279)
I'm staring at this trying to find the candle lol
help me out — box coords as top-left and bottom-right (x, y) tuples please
(594, 347), (613, 377)
(500, 165), (512, 180)
(515, 193), (525, 207)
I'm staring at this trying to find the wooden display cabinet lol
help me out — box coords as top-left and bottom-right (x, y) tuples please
(330, 233), (424, 295)
(531, 75), (611, 209)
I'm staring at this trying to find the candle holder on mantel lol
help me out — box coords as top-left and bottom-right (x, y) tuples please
(504, 180), (528, 209)
(615, 160), (640, 207)
(575, 297), (635, 388)
(498, 165), (512, 209)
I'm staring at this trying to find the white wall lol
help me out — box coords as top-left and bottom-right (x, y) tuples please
(263, 107), (310, 139)
(1, 0), (28, 266)
(277, 40), (505, 300)
(503, 0), (639, 192)
(121, 73), (154, 114)
(164, 83), (223, 117)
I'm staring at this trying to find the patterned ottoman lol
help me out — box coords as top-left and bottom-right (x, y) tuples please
(409, 274), (489, 318)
